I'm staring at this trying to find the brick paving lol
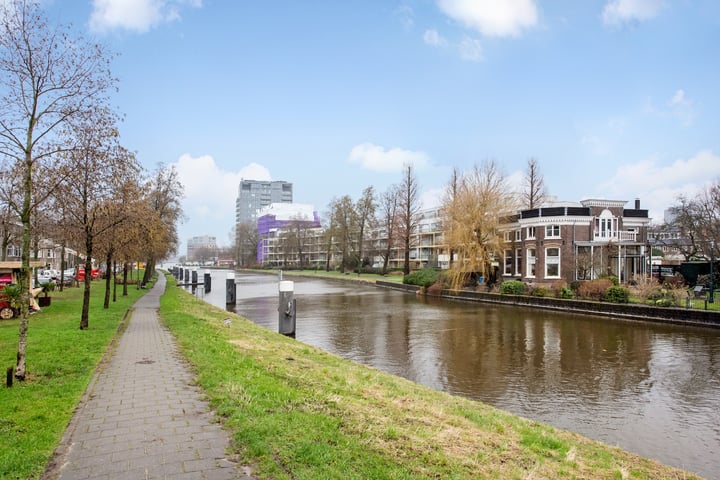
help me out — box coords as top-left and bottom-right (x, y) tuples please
(48, 273), (253, 480)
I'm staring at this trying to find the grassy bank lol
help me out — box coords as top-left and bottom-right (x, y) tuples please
(159, 274), (700, 479)
(0, 281), (148, 479)
(243, 268), (405, 284)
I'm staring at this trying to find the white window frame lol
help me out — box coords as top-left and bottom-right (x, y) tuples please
(504, 231), (512, 242)
(527, 227), (536, 240)
(503, 249), (513, 275)
(515, 230), (521, 242)
(545, 225), (560, 239)
(526, 248), (536, 278)
(545, 247), (560, 279)
(515, 248), (522, 276)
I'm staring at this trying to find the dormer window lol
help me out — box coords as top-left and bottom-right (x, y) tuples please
(595, 209), (618, 240)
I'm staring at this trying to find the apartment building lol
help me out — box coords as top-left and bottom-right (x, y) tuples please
(235, 179), (293, 225)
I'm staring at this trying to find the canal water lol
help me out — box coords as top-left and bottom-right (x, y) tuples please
(188, 270), (720, 479)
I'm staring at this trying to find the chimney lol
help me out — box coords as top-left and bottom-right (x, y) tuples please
(635, 198), (640, 210)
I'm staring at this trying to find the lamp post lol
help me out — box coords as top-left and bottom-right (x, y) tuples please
(710, 240), (715, 304)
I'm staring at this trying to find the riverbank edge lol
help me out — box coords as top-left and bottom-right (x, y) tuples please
(376, 280), (720, 329)
(164, 274), (703, 479)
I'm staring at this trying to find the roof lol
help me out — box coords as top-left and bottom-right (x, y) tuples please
(0, 261), (45, 270)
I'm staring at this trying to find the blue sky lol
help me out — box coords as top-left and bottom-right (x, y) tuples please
(45, 0), (720, 252)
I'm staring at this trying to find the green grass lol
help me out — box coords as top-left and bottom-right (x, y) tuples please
(159, 273), (701, 480)
(0, 280), (148, 480)
(245, 268), (405, 284)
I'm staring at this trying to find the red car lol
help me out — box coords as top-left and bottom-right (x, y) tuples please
(76, 267), (100, 281)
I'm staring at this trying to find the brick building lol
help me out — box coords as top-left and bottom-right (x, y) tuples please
(499, 199), (650, 285)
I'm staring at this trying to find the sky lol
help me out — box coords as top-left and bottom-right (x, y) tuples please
(42, 0), (720, 254)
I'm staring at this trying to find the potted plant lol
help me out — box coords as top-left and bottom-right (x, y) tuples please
(1, 284), (22, 318)
(38, 282), (55, 307)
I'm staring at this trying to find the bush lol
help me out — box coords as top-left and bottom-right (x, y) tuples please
(531, 286), (551, 297)
(604, 286), (629, 303)
(500, 280), (526, 295)
(577, 279), (613, 301)
(559, 287), (574, 299)
(403, 268), (440, 288)
(601, 275), (620, 286)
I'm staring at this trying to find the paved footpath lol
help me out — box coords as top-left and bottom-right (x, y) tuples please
(48, 273), (253, 480)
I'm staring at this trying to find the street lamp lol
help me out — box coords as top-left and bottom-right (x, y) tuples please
(710, 240), (715, 304)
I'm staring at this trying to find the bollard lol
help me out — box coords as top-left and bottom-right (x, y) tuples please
(278, 280), (296, 337)
(226, 273), (236, 306)
(191, 269), (198, 293)
(204, 270), (211, 293)
(184, 268), (189, 283)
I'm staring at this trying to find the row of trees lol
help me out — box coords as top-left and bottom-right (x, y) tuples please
(236, 158), (548, 283)
(0, 1), (183, 380)
(665, 179), (720, 260)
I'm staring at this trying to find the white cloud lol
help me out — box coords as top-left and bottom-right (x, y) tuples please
(645, 89), (696, 126)
(348, 143), (430, 173)
(89, 0), (202, 33)
(599, 150), (720, 222)
(423, 29), (447, 46)
(396, 4), (415, 30)
(601, 0), (665, 26)
(172, 153), (271, 245)
(458, 36), (483, 61)
(436, 0), (538, 37)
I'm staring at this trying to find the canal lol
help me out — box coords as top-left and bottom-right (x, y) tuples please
(188, 270), (720, 479)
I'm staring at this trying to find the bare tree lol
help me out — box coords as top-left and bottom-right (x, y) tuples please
(442, 167), (460, 269)
(398, 164), (420, 275)
(355, 186), (377, 268)
(522, 157), (547, 209)
(668, 179), (720, 260)
(378, 184), (400, 274)
(59, 112), (140, 329)
(141, 163), (184, 285)
(442, 160), (513, 290)
(0, 0), (116, 379)
(235, 221), (259, 268)
(327, 195), (358, 271)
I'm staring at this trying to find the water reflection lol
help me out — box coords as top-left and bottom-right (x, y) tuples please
(188, 270), (720, 479)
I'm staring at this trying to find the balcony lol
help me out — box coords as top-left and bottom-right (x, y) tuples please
(593, 231), (637, 243)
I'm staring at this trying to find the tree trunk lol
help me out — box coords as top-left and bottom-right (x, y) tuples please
(80, 229), (94, 329)
(16, 146), (34, 380)
(122, 263), (129, 296)
(112, 260), (117, 302)
(103, 251), (112, 308)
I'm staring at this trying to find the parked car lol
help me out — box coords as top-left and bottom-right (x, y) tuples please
(35, 270), (54, 286)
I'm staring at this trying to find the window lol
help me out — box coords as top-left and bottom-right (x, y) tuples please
(504, 231), (512, 242)
(595, 209), (617, 239)
(504, 249), (513, 275)
(545, 247), (560, 278)
(545, 225), (560, 238)
(527, 248), (536, 277)
(515, 230), (522, 242)
(527, 227), (536, 239)
(515, 248), (522, 276)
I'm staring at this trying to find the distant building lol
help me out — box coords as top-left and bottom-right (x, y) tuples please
(235, 179), (293, 225)
(256, 203), (321, 265)
(187, 235), (217, 263)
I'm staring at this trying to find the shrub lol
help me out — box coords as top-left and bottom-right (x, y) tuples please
(500, 280), (526, 295)
(559, 287), (574, 299)
(531, 286), (551, 297)
(403, 268), (440, 288)
(425, 281), (443, 296)
(645, 285), (684, 307)
(604, 286), (629, 303)
(600, 275), (619, 286)
(576, 279), (613, 301)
